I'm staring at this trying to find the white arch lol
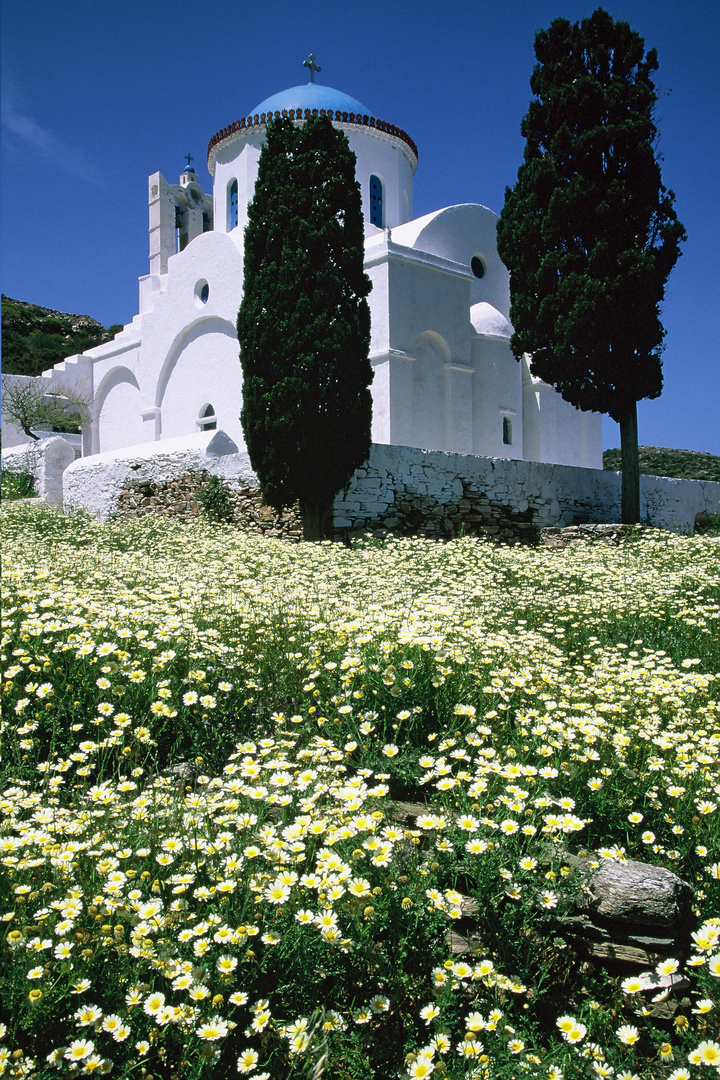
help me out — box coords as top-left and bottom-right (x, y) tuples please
(154, 316), (244, 445)
(412, 331), (450, 451)
(94, 366), (143, 453)
(94, 365), (141, 417)
(155, 317), (237, 410)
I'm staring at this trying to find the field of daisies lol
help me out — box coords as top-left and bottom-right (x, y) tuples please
(1, 502), (719, 1080)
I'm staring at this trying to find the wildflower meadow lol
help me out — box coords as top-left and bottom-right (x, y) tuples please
(1, 503), (718, 1080)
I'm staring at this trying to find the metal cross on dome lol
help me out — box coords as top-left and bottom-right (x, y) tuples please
(303, 53), (321, 82)
(184, 153), (194, 170)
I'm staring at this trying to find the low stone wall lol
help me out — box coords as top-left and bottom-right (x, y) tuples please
(23, 432), (720, 538)
(63, 431), (254, 522)
(115, 470), (303, 540)
(1, 436), (75, 506)
(337, 444), (720, 536)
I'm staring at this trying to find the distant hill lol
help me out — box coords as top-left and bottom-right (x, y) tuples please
(603, 446), (720, 482)
(1, 295), (123, 378)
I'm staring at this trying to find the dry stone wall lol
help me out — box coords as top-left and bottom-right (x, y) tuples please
(336, 478), (536, 543)
(336, 444), (720, 537)
(19, 432), (720, 538)
(115, 470), (303, 540)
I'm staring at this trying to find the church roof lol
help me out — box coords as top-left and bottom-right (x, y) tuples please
(207, 83), (418, 171)
(251, 83), (370, 118)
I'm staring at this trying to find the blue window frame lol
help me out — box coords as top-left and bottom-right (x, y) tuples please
(228, 179), (238, 230)
(369, 175), (383, 227)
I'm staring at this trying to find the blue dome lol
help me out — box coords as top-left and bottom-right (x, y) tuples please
(250, 83), (370, 118)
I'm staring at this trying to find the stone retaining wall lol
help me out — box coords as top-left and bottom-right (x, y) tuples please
(115, 470), (303, 540)
(11, 432), (720, 539)
(61, 431), (253, 522)
(337, 444), (720, 536)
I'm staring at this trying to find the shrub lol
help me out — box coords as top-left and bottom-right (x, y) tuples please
(198, 473), (234, 522)
(0, 468), (36, 500)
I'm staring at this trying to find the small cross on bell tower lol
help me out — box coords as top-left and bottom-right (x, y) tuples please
(303, 53), (321, 83)
(180, 153), (197, 187)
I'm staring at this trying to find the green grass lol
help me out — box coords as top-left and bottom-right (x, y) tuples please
(1, 505), (718, 1079)
(0, 469), (37, 501)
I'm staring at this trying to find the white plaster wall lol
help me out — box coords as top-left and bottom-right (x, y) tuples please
(471, 336), (523, 459)
(55, 435), (720, 534)
(212, 125), (415, 234)
(96, 370), (145, 453)
(411, 332), (447, 451)
(366, 257), (389, 359)
(157, 325), (243, 445)
(521, 360), (602, 470)
(552, 397), (598, 469)
(32, 326), (143, 457)
(63, 430), (254, 522)
(133, 231), (245, 443)
(387, 256), (471, 361)
(2, 436), (75, 505)
(214, 134), (264, 235)
(393, 205), (510, 316)
(342, 127), (415, 228)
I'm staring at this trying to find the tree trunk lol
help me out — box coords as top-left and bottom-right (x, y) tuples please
(300, 500), (327, 542)
(619, 403), (640, 525)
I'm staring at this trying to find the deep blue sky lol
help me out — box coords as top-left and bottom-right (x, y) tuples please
(2, 0), (718, 453)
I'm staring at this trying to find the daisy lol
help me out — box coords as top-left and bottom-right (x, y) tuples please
(143, 992), (165, 1016)
(196, 1016), (228, 1041)
(237, 1048), (259, 1073)
(419, 1004), (440, 1024)
(64, 1040), (95, 1062)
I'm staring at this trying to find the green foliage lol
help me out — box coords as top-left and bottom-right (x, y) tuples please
(1, 294), (120, 376)
(497, 9), (685, 421)
(0, 469), (37, 500)
(497, 9), (686, 523)
(1, 374), (89, 439)
(198, 473), (234, 522)
(604, 445), (720, 482)
(237, 116), (372, 539)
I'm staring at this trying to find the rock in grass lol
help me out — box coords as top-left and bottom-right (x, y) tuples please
(576, 858), (693, 931)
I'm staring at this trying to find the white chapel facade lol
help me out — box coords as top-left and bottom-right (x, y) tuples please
(31, 70), (602, 468)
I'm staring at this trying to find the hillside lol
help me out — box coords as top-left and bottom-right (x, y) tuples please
(603, 445), (720, 482)
(1, 295), (122, 378)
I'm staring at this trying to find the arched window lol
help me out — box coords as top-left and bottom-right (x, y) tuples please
(369, 175), (383, 227)
(228, 179), (238, 231)
(198, 403), (217, 431)
(502, 416), (513, 445)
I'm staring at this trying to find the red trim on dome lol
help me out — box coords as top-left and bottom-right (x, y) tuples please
(207, 109), (418, 163)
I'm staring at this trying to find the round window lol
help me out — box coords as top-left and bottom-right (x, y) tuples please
(471, 256), (485, 280)
(194, 279), (210, 306)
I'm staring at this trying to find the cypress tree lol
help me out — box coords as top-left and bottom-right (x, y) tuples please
(497, 8), (685, 523)
(237, 115), (372, 540)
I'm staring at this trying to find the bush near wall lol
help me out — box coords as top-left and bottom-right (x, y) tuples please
(114, 470), (304, 540)
(0, 468), (37, 501)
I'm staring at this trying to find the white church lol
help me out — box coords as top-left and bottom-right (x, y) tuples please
(21, 65), (602, 468)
